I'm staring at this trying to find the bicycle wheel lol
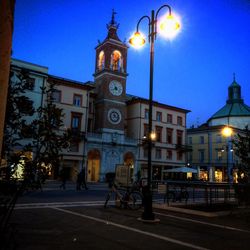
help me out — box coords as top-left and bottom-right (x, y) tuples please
(127, 191), (143, 210)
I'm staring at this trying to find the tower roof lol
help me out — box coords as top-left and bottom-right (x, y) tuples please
(105, 9), (121, 42)
(208, 76), (250, 121)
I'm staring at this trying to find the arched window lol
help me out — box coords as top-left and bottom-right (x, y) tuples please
(110, 50), (123, 72)
(98, 51), (105, 70)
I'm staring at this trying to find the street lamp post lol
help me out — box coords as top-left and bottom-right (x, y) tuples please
(222, 126), (233, 182)
(129, 4), (180, 221)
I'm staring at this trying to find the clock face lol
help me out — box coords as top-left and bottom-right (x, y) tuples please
(108, 109), (122, 124)
(109, 80), (123, 96)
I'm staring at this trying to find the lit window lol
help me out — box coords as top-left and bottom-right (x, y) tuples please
(111, 50), (123, 72)
(98, 51), (105, 70)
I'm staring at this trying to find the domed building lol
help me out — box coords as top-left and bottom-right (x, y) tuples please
(187, 77), (250, 183)
(208, 75), (250, 128)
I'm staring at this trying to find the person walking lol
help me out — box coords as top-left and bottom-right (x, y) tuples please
(81, 168), (88, 190)
(59, 168), (67, 190)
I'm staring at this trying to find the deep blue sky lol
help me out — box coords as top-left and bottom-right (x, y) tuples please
(12, 0), (250, 127)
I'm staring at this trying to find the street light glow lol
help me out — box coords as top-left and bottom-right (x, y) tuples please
(222, 126), (233, 137)
(158, 13), (181, 39)
(129, 31), (146, 49)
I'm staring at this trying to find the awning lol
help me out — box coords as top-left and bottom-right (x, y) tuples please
(163, 166), (198, 173)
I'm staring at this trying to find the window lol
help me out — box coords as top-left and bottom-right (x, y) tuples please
(71, 112), (82, 129)
(143, 124), (149, 138)
(156, 112), (162, 122)
(52, 89), (61, 103)
(89, 102), (92, 113)
(177, 151), (183, 161)
(188, 152), (193, 162)
(145, 109), (149, 119)
(111, 50), (123, 72)
(217, 149), (222, 161)
(188, 137), (192, 145)
(216, 134), (222, 143)
(155, 126), (162, 142)
(98, 50), (105, 70)
(73, 94), (82, 107)
(167, 150), (172, 160)
(167, 114), (172, 123)
(177, 130), (183, 145)
(155, 148), (162, 159)
(143, 148), (148, 158)
(199, 150), (205, 163)
(166, 128), (173, 144)
(177, 116), (183, 126)
(200, 136), (205, 144)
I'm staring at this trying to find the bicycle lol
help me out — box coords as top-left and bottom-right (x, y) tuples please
(104, 182), (143, 210)
(164, 186), (189, 204)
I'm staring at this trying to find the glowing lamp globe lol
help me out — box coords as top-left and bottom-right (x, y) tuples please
(222, 127), (233, 137)
(159, 14), (180, 39)
(129, 31), (146, 48)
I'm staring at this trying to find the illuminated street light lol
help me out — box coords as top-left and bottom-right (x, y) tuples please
(129, 4), (180, 221)
(222, 126), (233, 137)
(221, 126), (234, 182)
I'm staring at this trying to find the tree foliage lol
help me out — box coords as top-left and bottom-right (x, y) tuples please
(233, 126), (250, 182)
(31, 81), (71, 177)
(2, 68), (35, 178)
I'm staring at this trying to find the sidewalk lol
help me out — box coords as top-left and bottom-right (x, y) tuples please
(43, 180), (108, 191)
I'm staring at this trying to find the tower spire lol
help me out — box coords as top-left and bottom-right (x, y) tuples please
(106, 9), (121, 41)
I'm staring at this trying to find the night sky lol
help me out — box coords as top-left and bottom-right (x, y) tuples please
(12, 0), (250, 127)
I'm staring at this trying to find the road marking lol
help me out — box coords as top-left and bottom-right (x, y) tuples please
(15, 201), (107, 209)
(52, 207), (210, 250)
(155, 212), (250, 233)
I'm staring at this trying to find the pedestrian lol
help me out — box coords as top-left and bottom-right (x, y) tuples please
(81, 168), (88, 190)
(76, 171), (82, 191)
(59, 168), (67, 190)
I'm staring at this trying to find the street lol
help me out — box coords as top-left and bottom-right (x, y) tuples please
(6, 181), (250, 250)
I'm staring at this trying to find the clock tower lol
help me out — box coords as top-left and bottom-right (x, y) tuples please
(93, 10), (128, 133)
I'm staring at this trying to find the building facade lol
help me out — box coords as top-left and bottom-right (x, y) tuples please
(187, 77), (250, 183)
(9, 15), (190, 182)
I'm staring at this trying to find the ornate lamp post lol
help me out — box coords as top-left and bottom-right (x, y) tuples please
(222, 126), (233, 182)
(129, 4), (180, 221)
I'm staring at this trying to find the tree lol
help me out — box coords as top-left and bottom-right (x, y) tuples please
(31, 81), (71, 178)
(233, 126), (250, 183)
(2, 68), (35, 179)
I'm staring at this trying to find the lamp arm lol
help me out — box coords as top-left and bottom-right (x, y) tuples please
(155, 4), (172, 38)
(155, 4), (172, 19)
(136, 15), (151, 43)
